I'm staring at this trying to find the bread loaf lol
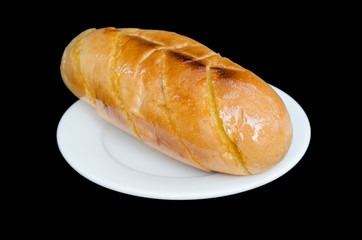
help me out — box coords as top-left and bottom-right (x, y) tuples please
(60, 27), (293, 175)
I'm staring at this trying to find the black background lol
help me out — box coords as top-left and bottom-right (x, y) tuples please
(15, 2), (347, 233)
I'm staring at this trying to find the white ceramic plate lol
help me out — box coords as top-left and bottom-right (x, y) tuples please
(57, 85), (310, 200)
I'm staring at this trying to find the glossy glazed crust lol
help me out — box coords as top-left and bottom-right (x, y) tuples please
(60, 27), (293, 175)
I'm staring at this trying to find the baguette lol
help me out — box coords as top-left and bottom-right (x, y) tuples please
(60, 27), (293, 175)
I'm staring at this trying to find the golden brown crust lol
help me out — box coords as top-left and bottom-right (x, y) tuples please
(210, 67), (293, 174)
(61, 28), (96, 100)
(60, 27), (293, 175)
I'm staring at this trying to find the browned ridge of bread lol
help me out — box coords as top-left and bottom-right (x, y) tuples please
(60, 27), (293, 175)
